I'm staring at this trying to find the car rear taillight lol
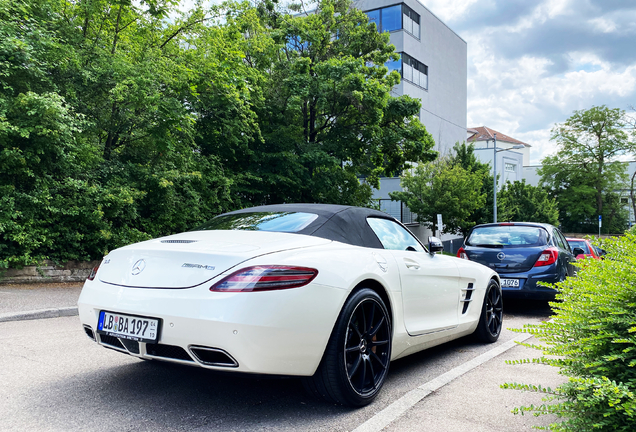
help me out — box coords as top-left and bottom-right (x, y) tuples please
(457, 247), (469, 260)
(210, 266), (318, 292)
(87, 265), (100, 281)
(534, 247), (558, 267)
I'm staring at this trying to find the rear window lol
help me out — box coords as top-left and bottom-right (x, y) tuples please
(567, 240), (591, 254)
(466, 226), (548, 247)
(193, 212), (318, 233)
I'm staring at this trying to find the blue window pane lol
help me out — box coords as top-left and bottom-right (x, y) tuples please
(381, 5), (402, 32)
(366, 10), (380, 31)
(386, 57), (402, 72)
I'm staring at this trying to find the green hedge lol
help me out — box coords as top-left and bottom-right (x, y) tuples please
(502, 234), (636, 431)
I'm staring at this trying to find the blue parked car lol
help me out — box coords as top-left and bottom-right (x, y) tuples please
(457, 222), (584, 300)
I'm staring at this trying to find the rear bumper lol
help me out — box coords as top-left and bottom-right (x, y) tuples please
(498, 267), (561, 300)
(78, 278), (347, 376)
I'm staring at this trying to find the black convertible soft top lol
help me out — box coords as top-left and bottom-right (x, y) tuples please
(224, 203), (397, 249)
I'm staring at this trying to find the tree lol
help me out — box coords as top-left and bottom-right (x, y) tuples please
(450, 142), (495, 226)
(497, 180), (559, 225)
(539, 105), (635, 233)
(389, 156), (486, 236)
(218, 0), (437, 206)
(1, 0), (437, 267)
(0, 0), (237, 266)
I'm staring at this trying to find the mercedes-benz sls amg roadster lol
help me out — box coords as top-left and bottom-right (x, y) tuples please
(78, 204), (502, 406)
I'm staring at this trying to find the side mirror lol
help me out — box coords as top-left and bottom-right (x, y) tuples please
(428, 236), (444, 255)
(572, 247), (585, 258)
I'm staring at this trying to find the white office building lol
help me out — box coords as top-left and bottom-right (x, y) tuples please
(356, 1), (467, 230)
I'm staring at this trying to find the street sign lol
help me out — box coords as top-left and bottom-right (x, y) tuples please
(599, 215), (602, 227)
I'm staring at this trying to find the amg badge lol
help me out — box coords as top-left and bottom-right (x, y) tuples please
(182, 263), (216, 270)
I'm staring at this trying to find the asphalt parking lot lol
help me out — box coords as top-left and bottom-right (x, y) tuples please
(0, 283), (564, 431)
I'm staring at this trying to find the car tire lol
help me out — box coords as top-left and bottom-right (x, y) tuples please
(474, 279), (503, 343)
(303, 288), (392, 407)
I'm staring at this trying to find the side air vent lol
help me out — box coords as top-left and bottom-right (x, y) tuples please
(461, 283), (475, 314)
(160, 240), (198, 244)
(99, 334), (125, 350)
(146, 343), (194, 362)
(190, 346), (239, 368)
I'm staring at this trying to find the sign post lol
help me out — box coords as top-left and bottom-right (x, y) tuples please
(598, 215), (602, 238)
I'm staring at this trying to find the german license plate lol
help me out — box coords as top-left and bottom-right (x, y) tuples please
(97, 311), (160, 343)
(501, 278), (520, 288)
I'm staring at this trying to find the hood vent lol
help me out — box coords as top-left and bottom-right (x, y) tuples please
(160, 240), (198, 244)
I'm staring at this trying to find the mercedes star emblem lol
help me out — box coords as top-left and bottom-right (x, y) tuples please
(131, 259), (146, 275)
(497, 252), (506, 260)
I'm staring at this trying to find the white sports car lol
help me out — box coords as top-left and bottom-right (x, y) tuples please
(78, 204), (502, 406)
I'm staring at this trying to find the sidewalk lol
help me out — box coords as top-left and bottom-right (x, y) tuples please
(358, 335), (565, 431)
(0, 282), (83, 322)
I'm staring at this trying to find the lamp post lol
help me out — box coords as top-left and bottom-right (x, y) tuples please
(493, 133), (498, 223)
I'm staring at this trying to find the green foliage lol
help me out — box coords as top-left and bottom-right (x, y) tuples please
(503, 234), (636, 431)
(539, 105), (634, 234)
(392, 142), (491, 237)
(450, 142), (495, 226)
(390, 155), (486, 236)
(498, 180), (560, 225)
(217, 0), (436, 205)
(0, 0), (235, 266)
(0, 0), (434, 266)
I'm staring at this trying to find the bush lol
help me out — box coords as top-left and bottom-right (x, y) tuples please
(502, 234), (636, 431)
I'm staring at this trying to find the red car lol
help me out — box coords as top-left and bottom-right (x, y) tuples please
(566, 238), (601, 260)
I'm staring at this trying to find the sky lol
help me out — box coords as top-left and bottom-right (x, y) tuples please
(422, 0), (636, 164)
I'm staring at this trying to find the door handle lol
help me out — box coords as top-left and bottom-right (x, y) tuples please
(403, 258), (420, 270)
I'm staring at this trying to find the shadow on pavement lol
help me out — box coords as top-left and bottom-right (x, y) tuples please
(503, 298), (554, 319)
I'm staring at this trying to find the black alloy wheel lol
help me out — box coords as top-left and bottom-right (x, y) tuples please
(344, 295), (391, 397)
(303, 288), (392, 406)
(475, 279), (503, 343)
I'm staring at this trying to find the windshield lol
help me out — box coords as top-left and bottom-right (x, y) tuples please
(466, 226), (548, 247)
(568, 240), (591, 254)
(193, 212), (318, 233)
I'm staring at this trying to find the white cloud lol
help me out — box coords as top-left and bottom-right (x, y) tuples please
(589, 17), (618, 33)
(420, 0), (481, 23)
(453, 0), (636, 165)
(466, 33), (636, 164)
(515, 128), (556, 165)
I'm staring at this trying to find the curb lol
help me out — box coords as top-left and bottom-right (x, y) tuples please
(0, 307), (79, 323)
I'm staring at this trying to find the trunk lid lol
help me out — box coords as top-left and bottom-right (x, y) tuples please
(466, 246), (546, 273)
(97, 231), (332, 288)
(464, 224), (550, 273)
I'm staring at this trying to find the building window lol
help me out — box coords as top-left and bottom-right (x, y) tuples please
(379, 199), (417, 224)
(504, 163), (516, 172)
(386, 56), (402, 73)
(402, 5), (420, 38)
(365, 4), (420, 38)
(400, 53), (428, 89)
(621, 197), (629, 204)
